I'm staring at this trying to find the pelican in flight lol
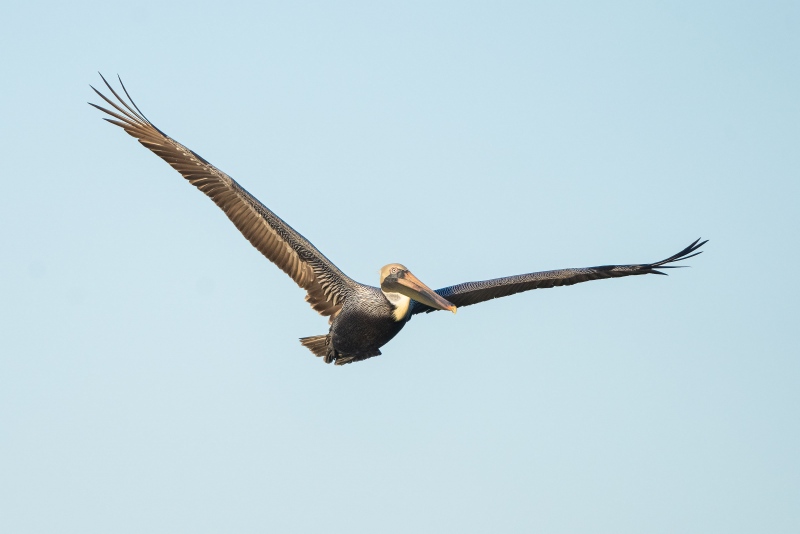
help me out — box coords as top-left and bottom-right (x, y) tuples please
(90, 75), (706, 365)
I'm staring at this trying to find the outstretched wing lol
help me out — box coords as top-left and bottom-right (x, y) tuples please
(90, 74), (357, 317)
(411, 238), (706, 314)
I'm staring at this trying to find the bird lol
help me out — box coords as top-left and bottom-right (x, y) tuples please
(90, 74), (706, 365)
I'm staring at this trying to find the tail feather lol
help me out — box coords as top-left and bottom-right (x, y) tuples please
(299, 335), (382, 365)
(299, 335), (330, 358)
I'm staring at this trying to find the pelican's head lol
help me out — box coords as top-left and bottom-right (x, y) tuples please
(380, 263), (457, 320)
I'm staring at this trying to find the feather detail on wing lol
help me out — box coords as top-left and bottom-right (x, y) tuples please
(90, 74), (355, 317)
(411, 238), (707, 314)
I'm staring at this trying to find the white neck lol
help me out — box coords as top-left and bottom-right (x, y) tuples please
(383, 291), (411, 322)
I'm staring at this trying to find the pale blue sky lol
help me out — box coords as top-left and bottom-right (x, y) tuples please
(2, 1), (798, 532)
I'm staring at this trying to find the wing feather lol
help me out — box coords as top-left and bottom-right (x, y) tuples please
(411, 239), (707, 314)
(90, 74), (356, 317)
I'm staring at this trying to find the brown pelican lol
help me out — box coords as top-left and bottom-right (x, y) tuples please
(90, 75), (706, 365)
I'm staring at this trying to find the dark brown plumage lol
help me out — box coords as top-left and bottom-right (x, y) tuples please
(410, 239), (706, 314)
(90, 75), (354, 319)
(91, 74), (706, 365)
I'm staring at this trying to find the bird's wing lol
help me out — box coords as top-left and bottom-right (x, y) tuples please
(410, 239), (706, 315)
(90, 74), (357, 318)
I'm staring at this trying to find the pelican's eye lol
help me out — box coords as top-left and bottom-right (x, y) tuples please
(391, 267), (398, 274)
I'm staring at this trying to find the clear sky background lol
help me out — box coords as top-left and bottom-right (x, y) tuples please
(2, 1), (798, 532)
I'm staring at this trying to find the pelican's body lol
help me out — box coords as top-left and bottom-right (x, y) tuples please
(306, 285), (407, 364)
(91, 76), (706, 365)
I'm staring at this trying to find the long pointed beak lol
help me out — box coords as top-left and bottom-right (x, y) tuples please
(396, 271), (457, 313)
